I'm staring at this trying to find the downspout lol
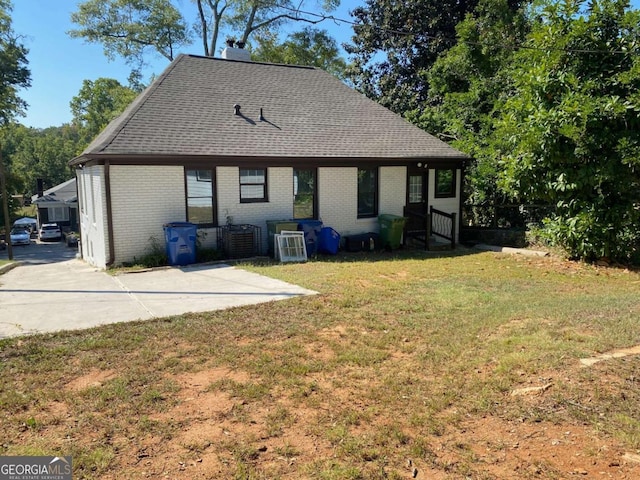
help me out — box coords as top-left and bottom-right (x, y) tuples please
(75, 169), (82, 259)
(104, 160), (116, 267)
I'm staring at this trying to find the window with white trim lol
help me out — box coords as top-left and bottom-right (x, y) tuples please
(48, 206), (69, 222)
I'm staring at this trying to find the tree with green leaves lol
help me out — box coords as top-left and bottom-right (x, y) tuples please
(251, 27), (348, 79)
(0, 0), (30, 229)
(495, 0), (640, 263)
(4, 123), (81, 196)
(407, 0), (531, 218)
(69, 0), (190, 68)
(345, 0), (525, 114)
(0, 0), (29, 124)
(70, 0), (340, 69)
(70, 77), (138, 146)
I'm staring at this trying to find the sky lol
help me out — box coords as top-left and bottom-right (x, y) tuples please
(11, 0), (640, 130)
(10, 0), (362, 129)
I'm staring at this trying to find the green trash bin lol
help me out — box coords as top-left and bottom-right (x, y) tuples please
(378, 214), (407, 250)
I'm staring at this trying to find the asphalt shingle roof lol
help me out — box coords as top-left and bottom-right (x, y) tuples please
(31, 178), (77, 204)
(81, 54), (467, 161)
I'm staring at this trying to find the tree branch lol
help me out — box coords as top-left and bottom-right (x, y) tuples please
(245, 13), (327, 39)
(196, 0), (210, 56)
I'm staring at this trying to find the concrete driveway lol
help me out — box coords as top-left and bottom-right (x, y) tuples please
(0, 241), (316, 338)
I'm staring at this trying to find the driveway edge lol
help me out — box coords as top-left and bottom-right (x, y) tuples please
(0, 261), (22, 275)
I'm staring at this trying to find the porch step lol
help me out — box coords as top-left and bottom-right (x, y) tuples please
(406, 235), (453, 251)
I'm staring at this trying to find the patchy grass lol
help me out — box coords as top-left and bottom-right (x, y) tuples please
(1, 248), (640, 479)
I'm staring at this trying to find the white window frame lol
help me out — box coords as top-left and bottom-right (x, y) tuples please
(48, 206), (69, 222)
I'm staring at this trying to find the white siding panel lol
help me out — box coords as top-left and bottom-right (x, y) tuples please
(77, 166), (109, 268)
(110, 165), (185, 265)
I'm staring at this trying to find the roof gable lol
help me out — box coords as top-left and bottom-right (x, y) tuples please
(32, 178), (77, 204)
(79, 55), (467, 161)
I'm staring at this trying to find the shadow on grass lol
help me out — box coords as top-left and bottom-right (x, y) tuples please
(244, 243), (483, 267)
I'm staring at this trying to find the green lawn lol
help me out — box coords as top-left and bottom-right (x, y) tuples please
(1, 248), (639, 479)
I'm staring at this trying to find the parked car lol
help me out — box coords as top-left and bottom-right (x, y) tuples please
(10, 227), (31, 246)
(39, 223), (62, 241)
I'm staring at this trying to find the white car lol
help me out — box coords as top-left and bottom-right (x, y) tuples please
(39, 223), (62, 241)
(10, 228), (31, 246)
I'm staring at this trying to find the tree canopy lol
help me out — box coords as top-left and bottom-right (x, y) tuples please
(251, 27), (348, 79)
(345, 0), (526, 113)
(0, 0), (30, 227)
(70, 77), (139, 145)
(0, 0), (30, 125)
(70, 0), (340, 69)
(3, 123), (80, 196)
(494, 0), (640, 262)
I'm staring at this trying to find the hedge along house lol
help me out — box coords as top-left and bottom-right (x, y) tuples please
(70, 49), (468, 269)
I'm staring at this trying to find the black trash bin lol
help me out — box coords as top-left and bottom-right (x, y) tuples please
(163, 222), (197, 266)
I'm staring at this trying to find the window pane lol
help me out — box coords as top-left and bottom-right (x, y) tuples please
(49, 207), (69, 222)
(240, 168), (267, 202)
(186, 170), (212, 196)
(294, 169), (315, 219)
(409, 175), (422, 203)
(187, 198), (213, 224)
(240, 169), (265, 184)
(435, 169), (455, 197)
(186, 169), (214, 224)
(357, 168), (377, 217)
(241, 184), (265, 199)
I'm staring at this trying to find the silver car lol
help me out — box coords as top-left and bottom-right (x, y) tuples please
(10, 228), (31, 246)
(39, 223), (62, 241)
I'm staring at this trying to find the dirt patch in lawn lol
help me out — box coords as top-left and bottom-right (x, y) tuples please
(65, 368), (117, 391)
(17, 365), (639, 480)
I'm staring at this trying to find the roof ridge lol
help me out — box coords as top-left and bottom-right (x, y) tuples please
(183, 53), (317, 71)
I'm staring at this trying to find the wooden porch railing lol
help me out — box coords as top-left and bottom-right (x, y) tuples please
(403, 206), (456, 250)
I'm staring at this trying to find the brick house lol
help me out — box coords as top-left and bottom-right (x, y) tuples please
(70, 48), (468, 268)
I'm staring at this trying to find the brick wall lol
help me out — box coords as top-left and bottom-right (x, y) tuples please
(318, 166), (407, 237)
(217, 166), (293, 253)
(110, 165), (185, 265)
(379, 166), (407, 217)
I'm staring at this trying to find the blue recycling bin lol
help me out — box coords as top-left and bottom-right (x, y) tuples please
(163, 222), (197, 266)
(297, 220), (323, 256)
(318, 227), (340, 255)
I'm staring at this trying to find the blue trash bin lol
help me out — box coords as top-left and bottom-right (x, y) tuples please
(318, 227), (340, 255)
(163, 222), (197, 266)
(297, 220), (323, 256)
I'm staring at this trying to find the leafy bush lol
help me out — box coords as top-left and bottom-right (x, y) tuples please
(131, 236), (167, 268)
